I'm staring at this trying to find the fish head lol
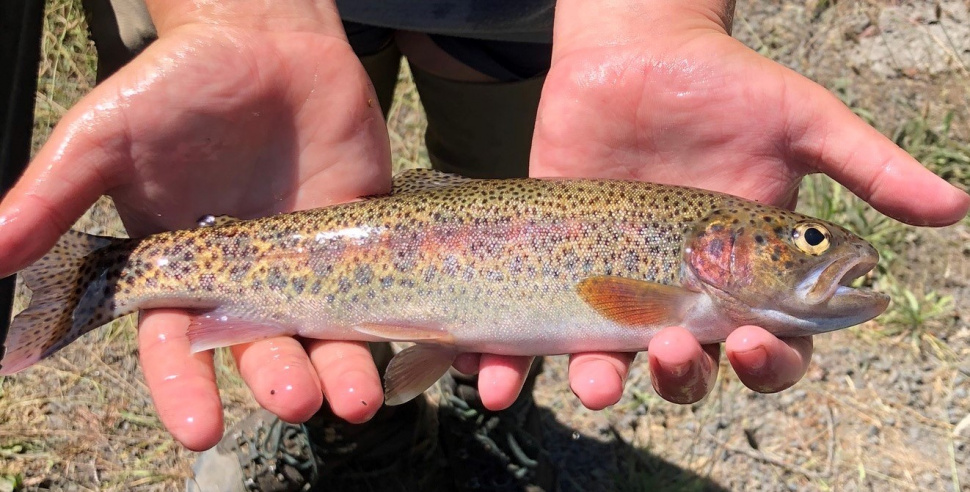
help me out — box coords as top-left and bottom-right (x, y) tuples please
(682, 204), (890, 336)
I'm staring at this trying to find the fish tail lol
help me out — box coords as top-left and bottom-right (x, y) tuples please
(0, 230), (126, 375)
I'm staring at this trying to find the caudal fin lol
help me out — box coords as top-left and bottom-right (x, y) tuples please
(0, 230), (124, 375)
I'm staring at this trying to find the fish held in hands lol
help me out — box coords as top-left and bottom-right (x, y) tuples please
(0, 170), (889, 405)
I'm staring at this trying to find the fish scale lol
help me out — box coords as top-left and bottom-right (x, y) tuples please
(0, 169), (889, 405)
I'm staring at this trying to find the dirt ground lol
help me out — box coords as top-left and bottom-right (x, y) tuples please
(1, 0), (969, 491)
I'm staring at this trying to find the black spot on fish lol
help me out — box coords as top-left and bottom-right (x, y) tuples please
(200, 274), (215, 291)
(337, 277), (352, 294)
(267, 267), (288, 292)
(354, 265), (374, 286)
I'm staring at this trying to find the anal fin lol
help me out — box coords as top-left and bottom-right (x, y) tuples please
(384, 344), (457, 406)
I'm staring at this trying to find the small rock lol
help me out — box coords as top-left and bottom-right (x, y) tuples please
(842, 12), (872, 36)
(918, 471), (937, 488)
(908, 427), (923, 441)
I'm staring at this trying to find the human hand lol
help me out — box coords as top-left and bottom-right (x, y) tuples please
(528, 0), (970, 406)
(0, 1), (398, 451)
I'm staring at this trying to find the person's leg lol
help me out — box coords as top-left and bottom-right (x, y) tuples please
(396, 32), (550, 179)
(344, 22), (401, 118)
(81, 0), (156, 82)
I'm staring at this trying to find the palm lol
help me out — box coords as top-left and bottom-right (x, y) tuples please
(74, 26), (390, 235)
(530, 29), (967, 405)
(534, 33), (827, 208)
(0, 24), (394, 449)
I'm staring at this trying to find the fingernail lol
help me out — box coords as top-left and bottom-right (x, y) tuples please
(734, 346), (768, 373)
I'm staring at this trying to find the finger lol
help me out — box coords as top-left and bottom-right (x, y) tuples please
(138, 309), (224, 451)
(477, 354), (535, 410)
(725, 325), (813, 393)
(789, 74), (969, 226)
(231, 337), (324, 424)
(568, 351), (636, 410)
(305, 340), (383, 423)
(0, 84), (130, 277)
(647, 326), (720, 404)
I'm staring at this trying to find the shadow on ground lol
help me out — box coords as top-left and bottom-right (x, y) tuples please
(538, 405), (728, 492)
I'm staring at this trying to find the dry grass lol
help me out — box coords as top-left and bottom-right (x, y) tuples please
(1, 0), (968, 490)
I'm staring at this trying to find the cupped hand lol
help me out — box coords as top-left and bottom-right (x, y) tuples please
(529, 18), (970, 406)
(0, 14), (398, 450)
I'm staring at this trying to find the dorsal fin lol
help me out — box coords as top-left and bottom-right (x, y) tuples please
(196, 214), (240, 228)
(391, 169), (476, 195)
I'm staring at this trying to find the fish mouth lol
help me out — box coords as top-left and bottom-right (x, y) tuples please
(797, 253), (890, 317)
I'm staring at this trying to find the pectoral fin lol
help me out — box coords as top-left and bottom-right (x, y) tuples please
(577, 276), (698, 327)
(384, 344), (457, 406)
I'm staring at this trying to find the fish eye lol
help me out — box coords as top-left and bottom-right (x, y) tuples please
(792, 223), (831, 255)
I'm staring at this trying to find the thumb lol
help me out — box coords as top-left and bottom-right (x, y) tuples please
(784, 72), (969, 226)
(0, 85), (130, 278)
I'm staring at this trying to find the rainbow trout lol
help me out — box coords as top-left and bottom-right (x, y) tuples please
(0, 170), (889, 404)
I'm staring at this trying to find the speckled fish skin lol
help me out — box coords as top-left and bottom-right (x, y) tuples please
(0, 170), (889, 403)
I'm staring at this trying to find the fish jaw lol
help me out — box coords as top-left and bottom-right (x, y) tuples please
(792, 252), (890, 331)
